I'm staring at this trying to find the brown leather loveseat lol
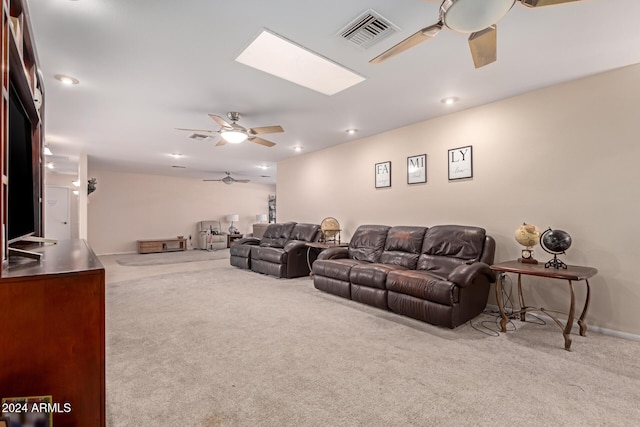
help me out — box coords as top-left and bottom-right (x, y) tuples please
(230, 222), (320, 278)
(312, 224), (495, 328)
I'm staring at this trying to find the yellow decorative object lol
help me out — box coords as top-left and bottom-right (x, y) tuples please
(514, 223), (541, 248)
(320, 217), (341, 243)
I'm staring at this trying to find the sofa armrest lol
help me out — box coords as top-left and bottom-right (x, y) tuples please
(447, 262), (496, 287)
(284, 240), (308, 252)
(317, 247), (349, 260)
(235, 237), (261, 246)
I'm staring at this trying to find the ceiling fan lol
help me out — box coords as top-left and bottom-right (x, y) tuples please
(203, 171), (250, 185)
(370, 0), (584, 69)
(177, 112), (283, 147)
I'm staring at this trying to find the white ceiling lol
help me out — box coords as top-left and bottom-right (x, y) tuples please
(28, 0), (640, 184)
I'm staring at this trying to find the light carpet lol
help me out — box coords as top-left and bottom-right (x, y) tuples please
(106, 260), (640, 426)
(116, 249), (230, 266)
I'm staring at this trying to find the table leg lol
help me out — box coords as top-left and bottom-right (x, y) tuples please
(495, 272), (508, 332)
(306, 247), (314, 277)
(578, 279), (591, 336)
(563, 280), (575, 351)
(517, 273), (526, 321)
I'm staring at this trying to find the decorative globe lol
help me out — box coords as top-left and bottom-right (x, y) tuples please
(540, 229), (572, 254)
(320, 217), (340, 240)
(514, 223), (541, 248)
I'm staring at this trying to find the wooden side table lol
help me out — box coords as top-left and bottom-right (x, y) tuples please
(227, 234), (243, 248)
(490, 260), (597, 351)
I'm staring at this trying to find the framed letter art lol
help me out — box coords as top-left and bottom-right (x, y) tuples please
(407, 154), (426, 184)
(448, 145), (473, 180)
(375, 161), (391, 188)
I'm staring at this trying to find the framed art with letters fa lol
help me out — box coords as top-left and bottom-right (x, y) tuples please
(375, 161), (391, 188)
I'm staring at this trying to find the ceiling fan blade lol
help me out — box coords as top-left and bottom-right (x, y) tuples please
(209, 114), (231, 128)
(203, 179), (222, 182)
(235, 180), (250, 183)
(468, 25), (497, 69)
(249, 125), (284, 135)
(520, 0), (581, 7)
(175, 128), (218, 135)
(215, 138), (228, 146)
(249, 137), (276, 147)
(370, 23), (442, 64)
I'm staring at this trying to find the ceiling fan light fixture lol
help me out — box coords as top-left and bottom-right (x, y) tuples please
(441, 0), (515, 33)
(221, 130), (248, 144)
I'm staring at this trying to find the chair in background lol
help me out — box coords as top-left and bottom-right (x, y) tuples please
(198, 221), (227, 250)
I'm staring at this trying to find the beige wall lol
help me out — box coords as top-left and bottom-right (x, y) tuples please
(278, 64), (640, 336)
(87, 169), (275, 254)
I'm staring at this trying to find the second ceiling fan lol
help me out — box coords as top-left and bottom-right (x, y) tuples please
(178, 112), (283, 147)
(370, 0), (584, 69)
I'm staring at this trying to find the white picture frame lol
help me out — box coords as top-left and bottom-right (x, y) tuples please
(407, 154), (426, 184)
(448, 145), (473, 180)
(375, 161), (391, 188)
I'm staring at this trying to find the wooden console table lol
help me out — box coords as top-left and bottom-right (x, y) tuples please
(137, 237), (187, 254)
(1, 240), (106, 426)
(491, 260), (597, 351)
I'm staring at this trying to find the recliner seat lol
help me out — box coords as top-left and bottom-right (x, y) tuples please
(313, 224), (496, 328)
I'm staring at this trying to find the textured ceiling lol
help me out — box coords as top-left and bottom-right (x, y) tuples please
(28, 0), (640, 184)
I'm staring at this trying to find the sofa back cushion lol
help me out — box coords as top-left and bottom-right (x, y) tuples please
(380, 226), (427, 269)
(260, 222), (297, 248)
(348, 225), (390, 263)
(290, 223), (320, 242)
(417, 225), (487, 278)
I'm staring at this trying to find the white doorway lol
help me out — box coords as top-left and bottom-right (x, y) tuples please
(45, 186), (71, 240)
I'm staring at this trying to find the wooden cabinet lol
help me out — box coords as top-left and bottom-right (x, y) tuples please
(1, 0), (45, 269)
(0, 240), (106, 426)
(137, 237), (187, 253)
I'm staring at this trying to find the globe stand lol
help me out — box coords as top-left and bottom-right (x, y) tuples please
(545, 254), (568, 270)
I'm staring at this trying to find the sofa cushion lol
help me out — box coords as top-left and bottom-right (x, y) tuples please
(386, 270), (459, 306)
(380, 226), (427, 269)
(230, 244), (252, 258)
(350, 263), (409, 290)
(418, 225), (487, 277)
(313, 259), (366, 282)
(290, 223), (320, 242)
(256, 246), (287, 264)
(347, 225), (390, 263)
(260, 222), (296, 248)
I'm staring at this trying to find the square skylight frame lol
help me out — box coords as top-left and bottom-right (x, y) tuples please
(236, 29), (366, 96)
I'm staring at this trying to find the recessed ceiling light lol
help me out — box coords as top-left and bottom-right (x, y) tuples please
(346, 129), (358, 135)
(170, 153), (183, 158)
(54, 74), (79, 85)
(441, 97), (459, 105)
(73, 190), (79, 196)
(236, 29), (366, 96)
(43, 146), (53, 155)
(72, 180), (80, 187)
(293, 146), (303, 152)
(257, 165), (269, 170)
(46, 162), (55, 169)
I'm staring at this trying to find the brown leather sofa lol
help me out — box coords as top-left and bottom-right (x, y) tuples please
(312, 224), (496, 328)
(230, 222), (320, 278)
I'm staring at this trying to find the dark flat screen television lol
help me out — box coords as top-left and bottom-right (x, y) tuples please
(7, 81), (37, 243)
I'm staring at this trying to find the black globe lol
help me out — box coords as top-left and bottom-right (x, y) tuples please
(540, 229), (572, 254)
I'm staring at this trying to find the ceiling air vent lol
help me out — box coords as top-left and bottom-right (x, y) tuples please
(188, 133), (209, 141)
(338, 10), (399, 49)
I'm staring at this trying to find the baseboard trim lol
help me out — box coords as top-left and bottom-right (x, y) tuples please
(485, 304), (640, 342)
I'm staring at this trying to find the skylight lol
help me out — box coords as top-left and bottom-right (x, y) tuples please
(236, 29), (366, 96)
